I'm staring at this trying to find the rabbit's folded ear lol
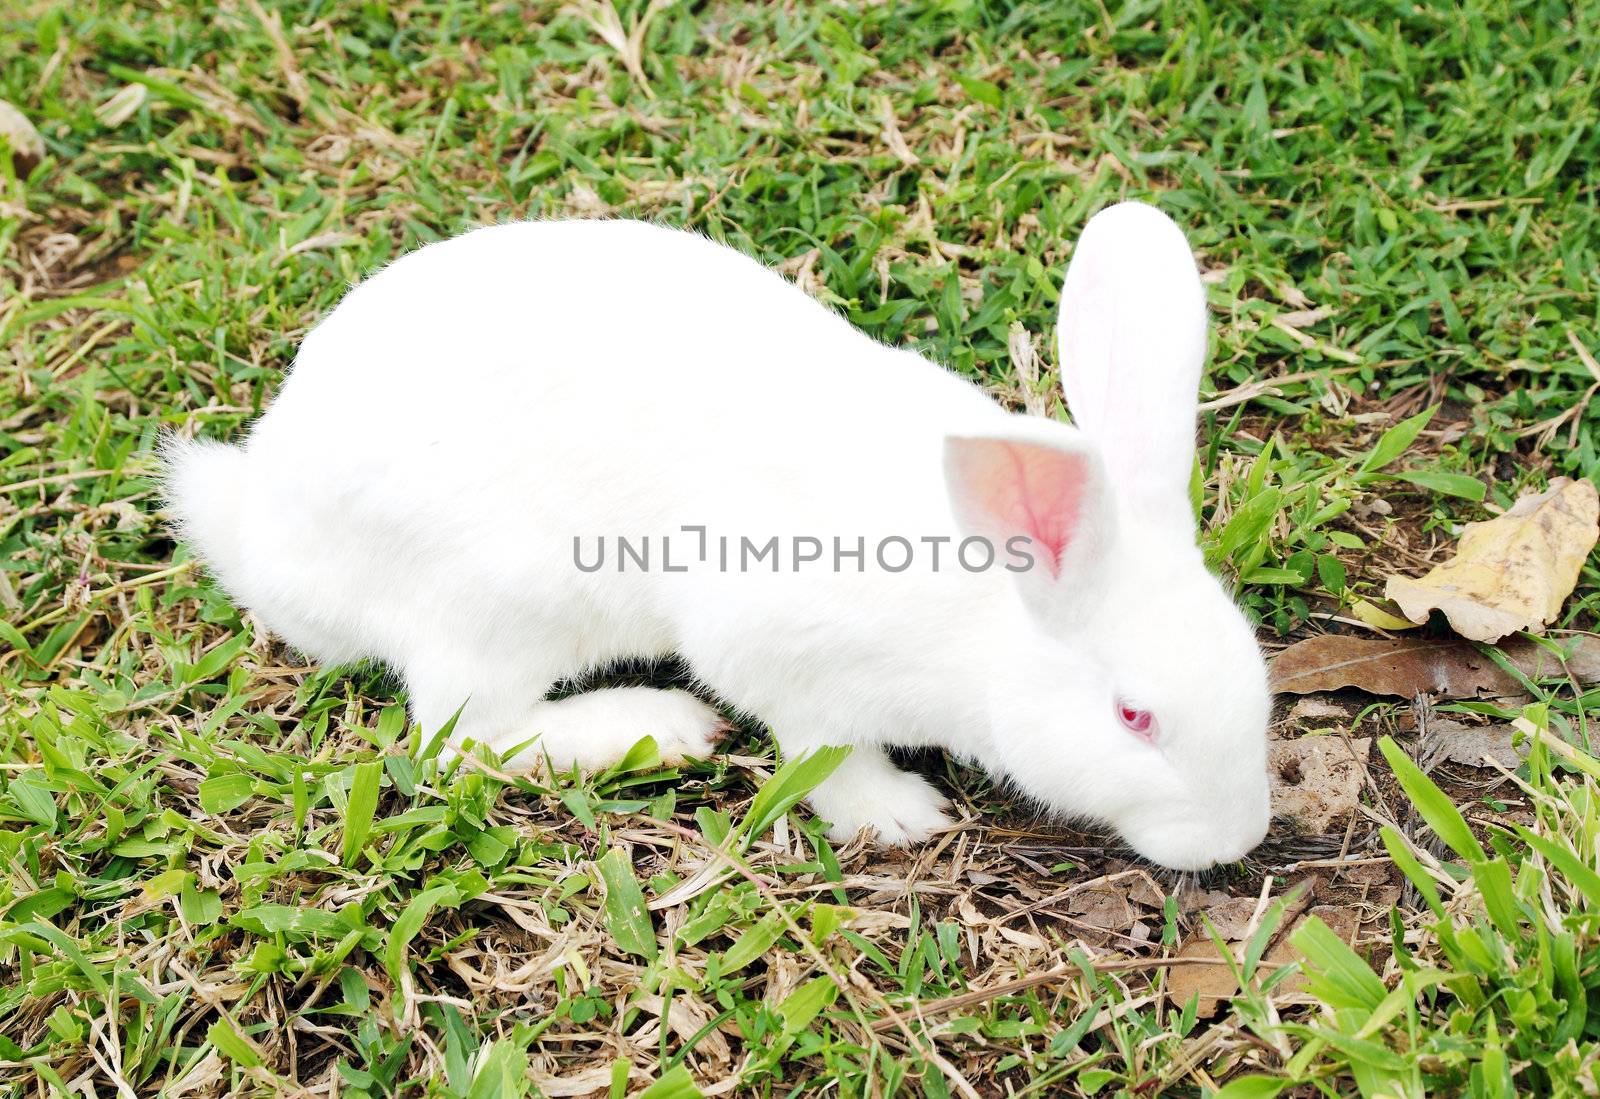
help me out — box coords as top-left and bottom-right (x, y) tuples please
(1057, 201), (1208, 537)
(944, 429), (1114, 623)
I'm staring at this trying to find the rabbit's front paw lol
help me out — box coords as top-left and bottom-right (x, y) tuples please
(810, 752), (952, 846)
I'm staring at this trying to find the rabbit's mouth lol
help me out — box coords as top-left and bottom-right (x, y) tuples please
(1116, 806), (1272, 872)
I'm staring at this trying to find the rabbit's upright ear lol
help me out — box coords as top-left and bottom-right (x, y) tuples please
(1057, 201), (1208, 537)
(944, 428), (1114, 623)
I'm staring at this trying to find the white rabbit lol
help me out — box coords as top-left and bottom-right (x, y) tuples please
(164, 202), (1271, 870)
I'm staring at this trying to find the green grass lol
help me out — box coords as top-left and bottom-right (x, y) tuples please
(2, 0), (1598, 1095)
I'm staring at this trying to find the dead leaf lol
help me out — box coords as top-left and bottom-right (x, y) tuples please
(1286, 697), (1350, 723)
(1008, 321), (1049, 417)
(1386, 478), (1599, 642)
(1426, 719), (1525, 770)
(1304, 903), (1360, 946)
(1505, 633), (1600, 681)
(1068, 885), (1137, 932)
(1166, 903), (1357, 1017)
(878, 95), (920, 167)
(1270, 737), (1371, 832)
(284, 230), (362, 257)
(1188, 895), (1263, 940)
(1349, 598), (1420, 631)
(635, 993), (732, 1066)
(1183, 886), (1311, 941)
(997, 925), (1049, 951)
(1270, 634), (1600, 697)
(1166, 935), (1251, 1017)
(837, 908), (911, 933)
(1340, 861), (1394, 887)
(1123, 875), (1167, 910)
(94, 83), (147, 128)
(1272, 635), (1517, 696)
(532, 1064), (621, 1097)
(0, 100), (45, 174)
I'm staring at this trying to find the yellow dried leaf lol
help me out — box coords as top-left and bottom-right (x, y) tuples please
(0, 100), (45, 174)
(1349, 599), (1420, 632)
(1385, 478), (1599, 642)
(94, 84), (148, 128)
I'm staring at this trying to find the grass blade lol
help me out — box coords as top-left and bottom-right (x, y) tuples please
(1378, 736), (1485, 862)
(342, 760), (382, 867)
(739, 745), (850, 843)
(1357, 406), (1436, 475)
(383, 884), (459, 999)
(719, 909), (788, 974)
(1517, 827), (1600, 907)
(594, 847), (659, 962)
(1289, 914), (1386, 1013)
(636, 1063), (704, 1099)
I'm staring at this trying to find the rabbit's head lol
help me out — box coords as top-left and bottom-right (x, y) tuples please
(945, 202), (1271, 871)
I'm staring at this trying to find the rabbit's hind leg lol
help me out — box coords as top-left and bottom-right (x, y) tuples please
(408, 653), (725, 771)
(502, 686), (728, 769)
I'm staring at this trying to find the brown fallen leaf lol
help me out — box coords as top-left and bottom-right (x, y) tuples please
(1194, 885), (1312, 942)
(1425, 719), (1525, 770)
(1165, 934), (1262, 1017)
(1285, 696), (1351, 723)
(1386, 478), (1600, 642)
(1207, 899), (1266, 941)
(1068, 885), (1137, 933)
(1272, 636), (1516, 696)
(1270, 634), (1600, 698)
(1166, 901), (1354, 1017)
(1507, 633), (1600, 681)
(1124, 875), (1168, 910)
(1270, 736), (1371, 833)
(0, 100), (45, 175)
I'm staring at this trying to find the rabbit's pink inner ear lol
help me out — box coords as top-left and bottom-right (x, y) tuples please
(945, 437), (1094, 578)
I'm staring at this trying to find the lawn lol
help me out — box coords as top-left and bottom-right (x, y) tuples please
(2, 0), (1599, 1095)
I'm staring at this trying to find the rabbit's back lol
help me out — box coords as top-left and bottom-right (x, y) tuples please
(259, 221), (999, 537)
(225, 220), (1001, 667)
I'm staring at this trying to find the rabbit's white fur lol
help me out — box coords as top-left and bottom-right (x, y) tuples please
(164, 204), (1271, 869)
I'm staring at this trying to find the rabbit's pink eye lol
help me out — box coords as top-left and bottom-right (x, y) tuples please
(1116, 700), (1157, 743)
